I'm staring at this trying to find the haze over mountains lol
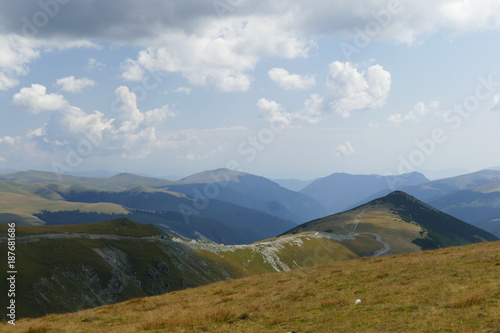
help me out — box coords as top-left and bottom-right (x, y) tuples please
(2, 168), (500, 242)
(299, 171), (429, 214)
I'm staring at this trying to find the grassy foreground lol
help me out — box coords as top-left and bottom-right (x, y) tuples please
(3, 241), (499, 333)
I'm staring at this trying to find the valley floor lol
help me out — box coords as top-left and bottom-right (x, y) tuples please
(4, 241), (500, 333)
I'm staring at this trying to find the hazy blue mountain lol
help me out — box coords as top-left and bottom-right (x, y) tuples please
(300, 172), (429, 214)
(400, 169), (500, 202)
(428, 189), (500, 237)
(271, 178), (315, 192)
(56, 184), (296, 244)
(339, 170), (500, 237)
(164, 168), (328, 224)
(68, 169), (120, 178)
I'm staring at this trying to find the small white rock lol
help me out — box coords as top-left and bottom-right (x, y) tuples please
(354, 299), (362, 304)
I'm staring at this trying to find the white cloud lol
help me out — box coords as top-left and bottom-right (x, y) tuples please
(268, 67), (316, 90)
(0, 136), (16, 145)
(9, 85), (178, 160)
(490, 95), (500, 111)
(87, 58), (105, 70)
(0, 157), (5, 162)
(56, 76), (96, 93)
(0, 72), (19, 91)
(121, 58), (145, 81)
(2, 1), (499, 45)
(257, 94), (325, 127)
(12, 84), (68, 113)
(388, 101), (440, 126)
(327, 61), (391, 118)
(0, 35), (39, 90)
(121, 16), (313, 91)
(296, 94), (324, 124)
(335, 141), (356, 158)
(257, 98), (294, 129)
(172, 86), (192, 94)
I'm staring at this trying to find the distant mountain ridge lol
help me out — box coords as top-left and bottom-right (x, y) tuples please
(300, 171), (429, 214)
(3, 168), (500, 241)
(0, 169), (327, 224)
(164, 168), (328, 224)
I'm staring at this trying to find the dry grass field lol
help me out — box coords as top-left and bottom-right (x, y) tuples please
(4, 241), (499, 333)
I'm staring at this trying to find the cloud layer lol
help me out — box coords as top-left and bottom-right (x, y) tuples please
(1, 1), (500, 92)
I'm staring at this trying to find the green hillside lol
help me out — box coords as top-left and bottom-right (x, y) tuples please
(0, 219), (382, 319)
(4, 240), (499, 332)
(285, 191), (497, 253)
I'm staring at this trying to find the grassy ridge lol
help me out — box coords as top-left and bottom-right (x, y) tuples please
(286, 191), (498, 254)
(5, 241), (499, 332)
(0, 219), (383, 319)
(0, 218), (162, 236)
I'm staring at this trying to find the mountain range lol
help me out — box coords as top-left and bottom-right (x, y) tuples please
(2, 168), (500, 241)
(0, 190), (496, 320)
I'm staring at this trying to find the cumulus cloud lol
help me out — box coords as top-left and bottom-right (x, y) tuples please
(12, 84), (68, 113)
(335, 141), (356, 158)
(327, 61), (391, 118)
(121, 16), (313, 91)
(268, 67), (316, 90)
(1, 1), (499, 93)
(257, 98), (294, 128)
(388, 101), (440, 126)
(13, 85), (178, 160)
(55, 76), (96, 93)
(0, 35), (39, 90)
(257, 94), (325, 127)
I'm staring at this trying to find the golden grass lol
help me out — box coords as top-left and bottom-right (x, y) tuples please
(295, 203), (424, 254)
(5, 241), (500, 333)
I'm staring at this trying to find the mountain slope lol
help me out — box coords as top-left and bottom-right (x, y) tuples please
(300, 172), (429, 214)
(165, 168), (328, 223)
(0, 180), (296, 245)
(0, 219), (386, 319)
(6, 240), (500, 332)
(285, 191), (497, 253)
(0, 170), (178, 190)
(271, 178), (314, 191)
(57, 184), (296, 244)
(429, 189), (500, 237)
(401, 169), (500, 201)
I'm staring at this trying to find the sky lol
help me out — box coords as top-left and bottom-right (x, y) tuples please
(1, 0), (500, 180)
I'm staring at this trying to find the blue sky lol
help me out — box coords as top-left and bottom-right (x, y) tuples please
(1, 0), (500, 180)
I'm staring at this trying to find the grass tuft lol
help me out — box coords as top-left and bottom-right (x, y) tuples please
(449, 295), (486, 308)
